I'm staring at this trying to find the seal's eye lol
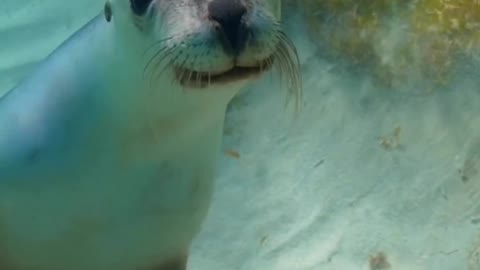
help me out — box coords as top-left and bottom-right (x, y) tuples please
(130, 0), (153, 16)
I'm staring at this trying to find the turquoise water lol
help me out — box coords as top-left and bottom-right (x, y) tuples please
(1, 1), (480, 269)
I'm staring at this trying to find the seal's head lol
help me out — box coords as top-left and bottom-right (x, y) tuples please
(104, 0), (301, 105)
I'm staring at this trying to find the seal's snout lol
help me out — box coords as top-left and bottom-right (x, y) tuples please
(161, 0), (300, 92)
(208, 0), (249, 56)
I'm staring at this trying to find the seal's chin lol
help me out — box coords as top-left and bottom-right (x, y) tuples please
(174, 55), (275, 89)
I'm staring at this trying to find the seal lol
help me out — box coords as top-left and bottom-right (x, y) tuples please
(0, 0), (300, 269)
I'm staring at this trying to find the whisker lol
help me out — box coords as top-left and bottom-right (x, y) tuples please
(144, 46), (171, 78)
(154, 48), (184, 82)
(142, 32), (205, 89)
(175, 52), (192, 88)
(273, 30), (303, 114)
(145, 45), (179, 91)
(275, 37), (291, 82)
(177, 52), (191, 75)
(143, 32), (199, 57)
(271, 50), (284, 89)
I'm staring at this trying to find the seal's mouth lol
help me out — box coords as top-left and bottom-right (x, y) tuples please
(174, 55), (275, 88)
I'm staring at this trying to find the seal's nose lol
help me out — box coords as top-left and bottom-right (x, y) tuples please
(208, 0), (248, 56)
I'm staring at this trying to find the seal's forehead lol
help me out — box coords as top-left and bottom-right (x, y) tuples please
(157, 0), (283, 21)
(156, 0), (280, 9)
(113, 0), (281, 20)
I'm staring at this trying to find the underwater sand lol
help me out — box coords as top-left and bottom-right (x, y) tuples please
(1, 1), (480, 269)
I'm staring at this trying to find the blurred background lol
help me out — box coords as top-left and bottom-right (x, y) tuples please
(2, 1), (480, 269)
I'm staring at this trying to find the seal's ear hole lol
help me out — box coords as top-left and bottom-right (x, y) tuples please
(104, 2), (113, 22)
(130, 0), (154, 16)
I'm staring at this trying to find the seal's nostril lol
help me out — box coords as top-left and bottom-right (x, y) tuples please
(208, 0), (249, 56)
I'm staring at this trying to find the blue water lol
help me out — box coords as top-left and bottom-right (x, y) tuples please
(1, 1), (480, 269)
